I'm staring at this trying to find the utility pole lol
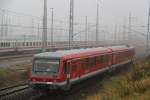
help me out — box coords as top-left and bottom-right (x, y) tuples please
(128, 13), (132, 43)
(85, 16), (88, 43)
(147, 3), (150, 50)
(114, 24), (117, 43)
(8, 15), (11, 37)
(23, 35), (26, 46)
(31, 18), (34, 37)
(1, 10), (4, 38)
(118, 25), (122, 42)
(50, 8), (54, 47)
(69, 0), (74, 49)
(5, 12), (8, 37)
(103, 30), (106, 42)
(42, 0), (47, 52)
(96, 2), (99, 45)
(37, 23), (40, 40)
(123, 20), (126, 41)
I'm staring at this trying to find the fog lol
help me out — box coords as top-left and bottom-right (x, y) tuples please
(1, 0), (148, 22)
(0, 0), (149, 41)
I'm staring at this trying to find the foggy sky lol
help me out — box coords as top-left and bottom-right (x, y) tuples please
(0, 0), (149, 35)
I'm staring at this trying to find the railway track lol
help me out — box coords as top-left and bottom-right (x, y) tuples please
(0, 82), (29, 100)
(0, 54), (33, 61)
(0, 82), (43, 100)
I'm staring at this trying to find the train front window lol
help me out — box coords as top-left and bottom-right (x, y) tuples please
(33, 59), (60, 76)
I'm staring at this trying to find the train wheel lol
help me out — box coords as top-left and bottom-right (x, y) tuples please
(109, 67), (116, 73)
(62, 84), (71, 91)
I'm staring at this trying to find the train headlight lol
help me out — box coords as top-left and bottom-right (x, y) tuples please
(54, 80), (57, 83)
(43, 79), (46, 82)
(32, 79), (36, 82)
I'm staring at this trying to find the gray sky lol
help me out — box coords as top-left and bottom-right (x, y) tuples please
(0, 0), (149, 23)
(0, 0), (149, 41)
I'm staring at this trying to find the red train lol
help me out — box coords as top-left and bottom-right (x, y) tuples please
(29, 46), (135, 91)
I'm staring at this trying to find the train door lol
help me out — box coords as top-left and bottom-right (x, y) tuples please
(64, 60), (81, 91)
(70, 61), (79, 80)
(113, 53), (117, 65)
(108, 54), (113, 70)
(108, 54), (113, 66)
(64, 60), (71, 91)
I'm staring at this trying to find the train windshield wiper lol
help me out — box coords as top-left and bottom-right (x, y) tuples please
(50, 71), (57, 74)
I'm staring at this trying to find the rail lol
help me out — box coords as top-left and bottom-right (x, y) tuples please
(0, 81), (44, 100)
(0, 54), (33, 60)
(0, 82), (29, 99)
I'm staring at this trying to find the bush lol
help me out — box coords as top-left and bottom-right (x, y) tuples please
(0, 68), (29, 88)
(101, 59), (150, 100)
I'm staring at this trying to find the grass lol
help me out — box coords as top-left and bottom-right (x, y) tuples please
(0, 64), (30, 88)
(84, 59), (150, 100)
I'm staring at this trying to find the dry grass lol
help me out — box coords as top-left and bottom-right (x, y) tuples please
(0, 65), (29, 88)
(82, 59), (150, 100)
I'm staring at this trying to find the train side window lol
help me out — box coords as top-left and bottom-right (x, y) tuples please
(8, 42), (10, 47)
(33, 42), (35, 46)
(7, 42), (9, 47)
(96, 56), (104, 64)
(124, 52), (128, 60)
(81, 60), (85, 70)
(2, 42), (4, 47)
(120, 52), (124, 61)
(6, 42), (8, 47)
(117, 53), (121, 61)
(2, 42), (3, 47)
(81, 58), (88, 70)
(105, 55), (112, 64)
(3, 42), (5, 47)
(104, 55), (109, 63)
(103, 55), (107, 63)
(96, 56), (100, 64)
(101, 55), (105, 63)
(82, 58), (87, 69)
(64, 63), (67, 74)
(64, 62), (70, 74)
(88, 57), (96, 67)
(72, 62), (78, 72)
(5, 42), (7, 47)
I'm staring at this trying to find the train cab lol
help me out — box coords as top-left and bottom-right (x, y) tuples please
(30, 52), (67, 90)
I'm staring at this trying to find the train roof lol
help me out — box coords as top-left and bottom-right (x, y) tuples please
(34, 47), (111, 59)
(34, 46), (134, 59)
(108, 45), (134, 51)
